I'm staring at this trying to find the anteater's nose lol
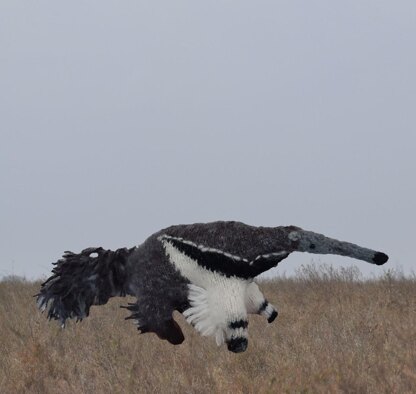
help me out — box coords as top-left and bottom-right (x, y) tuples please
(373, 252), (389, 265)
(227, 337), (248, 353)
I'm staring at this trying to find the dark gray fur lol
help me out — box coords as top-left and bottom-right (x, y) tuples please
(37, 221), (388, 351)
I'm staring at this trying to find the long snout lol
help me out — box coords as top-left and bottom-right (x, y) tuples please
(292, 229), (389, 265)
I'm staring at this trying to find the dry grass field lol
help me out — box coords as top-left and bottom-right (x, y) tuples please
(1, 265), (415, 394)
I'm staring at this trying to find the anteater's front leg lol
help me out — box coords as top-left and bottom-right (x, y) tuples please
(183, 278), (251, 353)
(245, 281), (278, 323)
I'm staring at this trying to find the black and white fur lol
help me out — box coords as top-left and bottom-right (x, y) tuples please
(37, 221), (388, 353)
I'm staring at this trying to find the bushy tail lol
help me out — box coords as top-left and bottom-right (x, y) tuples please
(36, 246), (135, 327)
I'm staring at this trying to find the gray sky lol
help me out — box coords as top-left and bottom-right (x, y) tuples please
(1, 1), (415, 279)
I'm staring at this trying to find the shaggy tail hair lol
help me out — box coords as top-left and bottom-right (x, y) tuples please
(36, 246), (135, 327)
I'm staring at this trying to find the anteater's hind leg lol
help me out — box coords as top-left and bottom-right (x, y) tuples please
(155, 318), (184, 344)
(122, 297), (185, 345)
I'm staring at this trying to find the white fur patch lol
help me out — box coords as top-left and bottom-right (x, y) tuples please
(245, 282), (266, 314)
(160, 237), (250, 345)
(183, 284), (226, 345)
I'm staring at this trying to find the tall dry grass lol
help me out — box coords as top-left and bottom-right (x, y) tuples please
(1, 265), (415, 393)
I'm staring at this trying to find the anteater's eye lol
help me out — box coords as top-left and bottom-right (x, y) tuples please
(309, 244), (316, 249)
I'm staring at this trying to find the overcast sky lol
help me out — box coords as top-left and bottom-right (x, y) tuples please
(1, 1), (415, 280)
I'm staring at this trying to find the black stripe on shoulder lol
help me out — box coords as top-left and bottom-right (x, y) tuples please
(163, 236), (251, 278)
(159, 235), (290, 279)
(251, 252), (291, 273)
